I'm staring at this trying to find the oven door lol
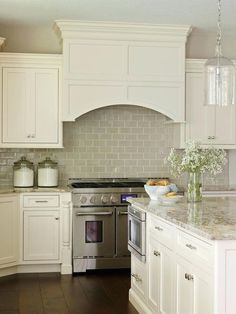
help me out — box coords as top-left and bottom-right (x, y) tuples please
(73, 207), (115, 258)
(128, 211), (146, 258)
(116, 206), (130, 257)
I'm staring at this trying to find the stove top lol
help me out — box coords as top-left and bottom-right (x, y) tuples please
(68, 177), (168, 189)
(70, 181), (146, 188)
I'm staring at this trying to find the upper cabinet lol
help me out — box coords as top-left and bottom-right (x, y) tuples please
(55, 21), (191, 122)
(184, 59), (236, 148)
(0, 53), (63, 148)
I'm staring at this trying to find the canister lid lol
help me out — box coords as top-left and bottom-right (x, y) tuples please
(38, 157), (57, 167)
(14, 156), (33, 167)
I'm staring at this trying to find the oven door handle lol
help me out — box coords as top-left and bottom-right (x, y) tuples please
(75, 211), (113, 216)
(118, 211), (128, 215)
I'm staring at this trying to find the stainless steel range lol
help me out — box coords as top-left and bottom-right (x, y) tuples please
(69, 178), (162, 273)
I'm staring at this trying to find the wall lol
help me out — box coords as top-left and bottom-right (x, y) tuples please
(0, 105), (229, 189)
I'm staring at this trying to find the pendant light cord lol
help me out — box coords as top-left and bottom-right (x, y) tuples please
(215, 0), (222, 57)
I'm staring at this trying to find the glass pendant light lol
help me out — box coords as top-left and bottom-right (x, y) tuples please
(205, 0), (235, 106)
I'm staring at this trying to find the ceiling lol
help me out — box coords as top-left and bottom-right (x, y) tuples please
(0, 0), (236, 34)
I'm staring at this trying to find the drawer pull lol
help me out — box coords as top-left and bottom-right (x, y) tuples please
(186, 243), (197, 250)
(35, 200), (49, 203)
(185, 273), (194, 281)
(155, 226), (163, 231)
(153, 250), (161, 257)
(131, 273), (142, 282)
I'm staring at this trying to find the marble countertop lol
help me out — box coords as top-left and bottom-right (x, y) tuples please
(129, 196), (236, 241)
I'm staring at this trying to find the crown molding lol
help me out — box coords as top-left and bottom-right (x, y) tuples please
(54, 20), (192, 43)
(0, 53), (62, 65)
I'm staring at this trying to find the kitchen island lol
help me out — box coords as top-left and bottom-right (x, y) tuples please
(128, 196), (236, 314)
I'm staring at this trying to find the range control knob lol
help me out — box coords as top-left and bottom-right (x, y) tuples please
(101, 195), (109, 204)
(79, 195), (87, 204)
(110, 195), (119, 204)
(90, 195), (96, 204)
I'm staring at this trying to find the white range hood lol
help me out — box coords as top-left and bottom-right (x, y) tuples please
(55, 21), (191, 122)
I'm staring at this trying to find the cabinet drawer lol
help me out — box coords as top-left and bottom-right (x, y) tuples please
(23, 195), (60, 208)
(176, 229), (213, 269)
(148, 215), (174, 249)
(131, 254), (147, 300)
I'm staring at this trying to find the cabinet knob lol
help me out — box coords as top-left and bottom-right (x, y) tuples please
(153, 250), (161, 257)
(55, 217), (59, 220)
(208, 136), (215, 140)
(185, 273), (194, 281)
(27, 135), (31, 138)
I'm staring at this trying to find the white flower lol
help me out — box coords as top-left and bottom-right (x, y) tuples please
(165, 141), (227, 176)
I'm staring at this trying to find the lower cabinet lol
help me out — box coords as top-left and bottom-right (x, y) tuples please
(148, 236), (174, 314)
(23, 210), (60, 261)
(175, 256), (213, 314)
(131, 254), (147, 301)
(0, 195), (19, 267)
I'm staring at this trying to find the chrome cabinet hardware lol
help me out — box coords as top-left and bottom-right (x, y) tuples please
(76, 211), (113, 216)
(208, 136), (216, 140)
(131, 273), (142, 282)
(185, 273), (194, 281)
(155, 226), (163, 231)
(153, 250), (161, 257)
(186, 243), (197, 250)
(55, 217), (59, 220)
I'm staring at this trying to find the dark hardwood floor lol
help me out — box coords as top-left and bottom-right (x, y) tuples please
(0, 270), (138, 314)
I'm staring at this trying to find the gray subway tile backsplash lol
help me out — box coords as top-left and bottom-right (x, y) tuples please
(0, 105), (229, 189)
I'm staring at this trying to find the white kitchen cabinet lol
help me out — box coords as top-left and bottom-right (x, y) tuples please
(148, 236), (174, 314)
(0, 195), (19, 267)
(185, 61), (236, 147)
(23, 210), (60, 261)
(175, 256), (213, 314)
(0, 53), (62, 148)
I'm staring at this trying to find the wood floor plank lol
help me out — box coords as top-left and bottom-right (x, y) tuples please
(0, 291), (18, 311)
(78, 274), (118, 314)
(60, 276), (93, 314)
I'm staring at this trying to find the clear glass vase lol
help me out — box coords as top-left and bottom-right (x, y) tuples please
(187, 172), (202, 202)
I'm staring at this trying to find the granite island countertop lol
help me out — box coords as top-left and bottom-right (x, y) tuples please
(129, 196), (236, 241)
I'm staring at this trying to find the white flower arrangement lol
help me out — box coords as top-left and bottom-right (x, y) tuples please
(166, 141), (227, 176)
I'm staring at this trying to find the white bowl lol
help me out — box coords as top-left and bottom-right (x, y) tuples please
(144, 185), (170, 200)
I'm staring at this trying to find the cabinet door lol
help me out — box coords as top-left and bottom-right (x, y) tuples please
(148, 237), (173, 314)
(185, 73), (214, 144)
(31, 69), (59, 143)
(2, 68), (30, 142)
(175, 256), (213, 314)
(185, 72), (236, 145)
(24, 210), (60, 261)
(2, 67), (59, 144)
(0, 196), (18, 266)
(131, 253), (147, 301)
